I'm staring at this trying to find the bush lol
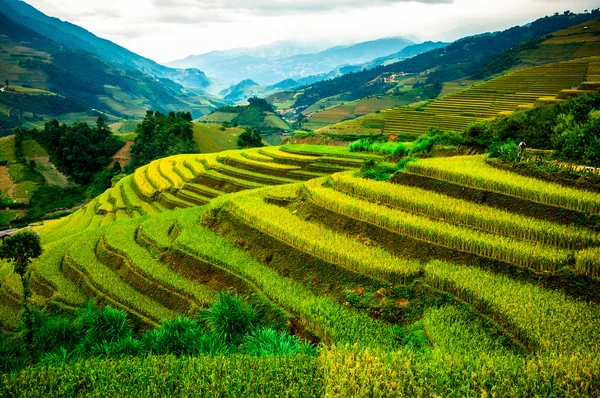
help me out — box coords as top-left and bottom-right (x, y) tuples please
(396, 157), (418, 170)
(410, 137), (433, 154)
(358, 159), (397, 181)
(76, 302), (132, 351)
(392, 142), (409, 158)
(489, 139), (520, 161)
(142, 317), (210, 356)
(238, 128), (264, 149)
(349, 139), (371, 152)
(242, 328), (315, 357)
(201, 292), (258, 346)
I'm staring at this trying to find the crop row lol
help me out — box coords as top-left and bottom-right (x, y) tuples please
(222, 189), (423, 283)
(65, 229), (176, 324)
(424, 260), (600, 355)
(330, 172), (599, 249)
(103, 220), (217, 308)
(168, 206), (400, 349)
(305, 179), (572, 273)
(31, 238), (86, 307)
(405, 155), (600, 214)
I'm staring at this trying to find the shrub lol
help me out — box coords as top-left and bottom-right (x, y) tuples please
(242, 328), (315, 357)
(201, 292), (258, 346)
(410, 138), (433, 154)
(489, 139), (520, 161)
(358, 159), (397, 181)
(33, 315), (78, 356)
(391, 142), (409, 158)
(76, 302), (132, 350)
(142, 317), (209, 356)
(349, 139), (371, 152)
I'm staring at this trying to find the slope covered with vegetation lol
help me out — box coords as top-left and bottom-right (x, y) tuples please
(0, 134), (599, 394)
(285, 11), (599, 113)
(0, 11), (224, 134)
(199, 97), (291, 135)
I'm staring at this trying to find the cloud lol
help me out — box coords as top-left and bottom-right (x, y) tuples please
(151, 0), (455, 16)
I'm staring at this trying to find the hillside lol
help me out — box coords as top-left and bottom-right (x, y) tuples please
(0, 11), (225, 133)
(199, 98), (291, 140)
(0, 0), (212, 90)
(0, 143), (598, 394)
(192, 123), (245, 154)
(283, 11), (600, 114)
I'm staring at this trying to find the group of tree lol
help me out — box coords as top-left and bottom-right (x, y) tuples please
(210, 97), (285, 134)
(127, 110), (196, 172)
(238, 128), (264, 148)
(464, 90), (600, 167)
(33, 117), (124, 184)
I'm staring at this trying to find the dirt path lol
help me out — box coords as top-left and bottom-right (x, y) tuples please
(111, 141), (133, 168)
(0, 166), (16, 199)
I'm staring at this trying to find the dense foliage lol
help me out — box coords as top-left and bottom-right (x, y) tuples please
(127, 111), (196, 172)
(36, 117), (123, 184)
(211, 97), (288, 133)
(237, 128), (265, 149)
(465, 90), (600, 166)
(0, 293), (314, 373)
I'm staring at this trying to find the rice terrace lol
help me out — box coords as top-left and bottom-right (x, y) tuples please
(0, 0), (600, 396)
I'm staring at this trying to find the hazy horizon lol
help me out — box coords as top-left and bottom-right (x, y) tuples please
(21, 0), (600, 64)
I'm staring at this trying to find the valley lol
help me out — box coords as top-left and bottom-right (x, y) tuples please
(0, 2), (599, 396)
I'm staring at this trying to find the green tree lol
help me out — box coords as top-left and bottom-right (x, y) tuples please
(237, 128), (264, 149)
(127, 111), (197, 171)
(0, 231), (43, 365)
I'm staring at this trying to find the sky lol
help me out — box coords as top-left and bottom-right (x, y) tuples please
(23, 0), (599, 64)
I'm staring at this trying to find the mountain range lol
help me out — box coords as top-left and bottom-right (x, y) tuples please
(0, 0), (211, 90)
(168, 37), (416, 85)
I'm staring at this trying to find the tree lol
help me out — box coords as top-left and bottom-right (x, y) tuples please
(0, 231), (42, 365)
(4, 79), (8, 87)
(238, 128), (264, 149)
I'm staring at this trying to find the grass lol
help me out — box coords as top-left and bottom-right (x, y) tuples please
(193, 123), (244, 154)
(330, 172), (598, 250)
(66, 229), (176, 324)
(405, 155), (600, 214)
(281, 144), (382, 159)
(103, 219), (217, 308)
(220, 188), (423, 283)
(305, 179), (572, 273)
(21, 140), (48, 158)
(170, 207), (400, 349)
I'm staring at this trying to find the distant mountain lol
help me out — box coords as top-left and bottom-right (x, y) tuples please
(291, 11), (600, 111)
(0, 0), (211, 89)
(0, 12), (224, 132)
(168, 37), (414, 85)
(363, 41), (450, 69)
(220, 80), (261, 103)
(176, 40), (331, 68)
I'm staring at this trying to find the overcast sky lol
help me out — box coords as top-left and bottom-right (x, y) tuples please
(23, 0), (598, 64)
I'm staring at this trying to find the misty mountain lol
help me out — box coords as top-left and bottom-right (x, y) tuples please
(291, 11), (600, 111)
(168, 37), (414, 85)
(362, 41), (450, 69)
(0, 0), (211, 90)
(0, 11), (225, 129)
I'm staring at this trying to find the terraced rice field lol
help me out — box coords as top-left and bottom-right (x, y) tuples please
(384, 57), (599, 136)
(0, 145), (381, 329)
(1, 144), (599, 394)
